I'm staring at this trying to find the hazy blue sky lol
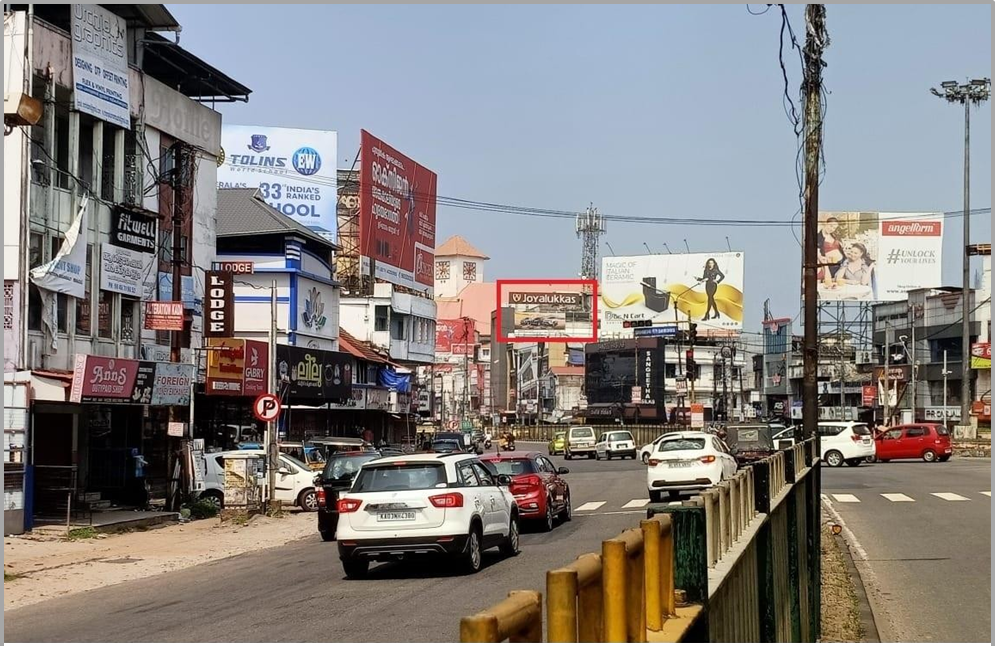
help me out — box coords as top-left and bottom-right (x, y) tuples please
(171, 3), (991, 328)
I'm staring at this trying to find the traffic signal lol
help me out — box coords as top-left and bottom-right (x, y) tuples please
(688, 322), (698, 343)
(685, 349), (696, 381)
(623, 320), (654, 329)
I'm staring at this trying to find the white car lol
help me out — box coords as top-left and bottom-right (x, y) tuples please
(334, 453), (520, 578)
(646, 432), (738, 502)
(198, 450), (319, 511)
(595, 430), (638, 460)
(640, 432), (683, 464)
(772, 426), (798, 449)
(818, 421), (876, 467)
(564, 426), (598, 460)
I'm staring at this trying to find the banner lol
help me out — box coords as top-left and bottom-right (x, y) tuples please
(971, 343), (991, 369)
(30, 196), (88, 299)
(275, 345), (353, 401)
(110, 208), (157, 253)
(359, 130), (437, 293)
(70, 4), (130, 129)
(144, 301), (184, 331)
(813, 212), (944, 302)
(599, 252), (745, 335)
(218, 125), (338, 242)
(204, 271), (234, 338)
(100, 243), (148, 297)
(436, 318), (474, 354)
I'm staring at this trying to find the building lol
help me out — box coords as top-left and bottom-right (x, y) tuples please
(434, 235), (489, 298)
(3, 4), (248, 532)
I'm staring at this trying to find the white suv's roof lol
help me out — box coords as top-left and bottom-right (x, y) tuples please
(364, 453), (467, 467)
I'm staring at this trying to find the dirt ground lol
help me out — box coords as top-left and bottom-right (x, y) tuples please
(3, 511), (314, 611)
(820, 524), (864, 642)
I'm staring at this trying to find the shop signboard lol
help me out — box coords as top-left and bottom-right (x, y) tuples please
(144, 301), (184, 331)
(971, 342), (991, 369)
(110, 208), (157, 254)
(69, 354), (193, 405)
(275, 345), (352, 400)
(100, 243), (148, 297)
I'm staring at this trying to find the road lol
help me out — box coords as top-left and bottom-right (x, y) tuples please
(823, 457), (991, 643)
(4, 443), (656, 643)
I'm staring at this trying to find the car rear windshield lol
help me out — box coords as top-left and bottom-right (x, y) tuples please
(483, 458), (536, 476)
(352, 463), (448, 492)
(732, 428), (761, 442)
(322, 454), (379, 481)
(431, 440), (462, 452)
(608, 432), (632, 442)
(934, 425), (950, 436)
(571, 428), (595, 438)
(853, 424), (872, 436)
(657, 438), (706, 452)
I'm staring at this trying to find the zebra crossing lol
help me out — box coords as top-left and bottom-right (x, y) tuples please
(823, 491), (990, 504)
(572, 498), (684, 514)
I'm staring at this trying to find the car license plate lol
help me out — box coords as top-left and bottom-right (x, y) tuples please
(377, 512), (416, 521)
(668, 461), (694, 468)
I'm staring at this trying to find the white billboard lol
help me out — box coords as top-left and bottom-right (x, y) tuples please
(218, 126), (338, 243)
(71, 4), (130, 129)
(599, 252), (745, 335)
(814, 212), (944, 302)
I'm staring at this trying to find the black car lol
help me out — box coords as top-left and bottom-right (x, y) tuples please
(316, 451), (383, 542)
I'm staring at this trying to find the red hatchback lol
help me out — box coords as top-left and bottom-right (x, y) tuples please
(870, 423), (953, 463)
(481, 452), (571, 532)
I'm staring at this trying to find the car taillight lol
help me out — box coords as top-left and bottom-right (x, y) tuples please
(935, 439), (943, 445)
(337, 498), (362, 513)
(429, 492), (464, 508)
(510, 475), (543, 495)
(647, 458), (660, 467)
(316, 488), (327, 508)
(851, 435), (861, 442)
(700, 455), (716, 464)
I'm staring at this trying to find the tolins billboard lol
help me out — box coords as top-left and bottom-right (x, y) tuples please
(599, 252), (745, 335)
(359, 130), (437, 294)
(813, 211), (943, 302)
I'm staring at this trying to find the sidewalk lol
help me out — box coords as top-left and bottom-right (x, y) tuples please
(3, 511), (315, 611)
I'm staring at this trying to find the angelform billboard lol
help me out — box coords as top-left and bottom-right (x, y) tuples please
(218, 126), (338, 242)
(814, 211), (943, 302)
(359, 130), (437, 294)
(599, 253), (745, 336)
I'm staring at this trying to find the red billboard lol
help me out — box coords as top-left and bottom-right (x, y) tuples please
(436, 318), (475, 354)
(359, 130), (437, 293)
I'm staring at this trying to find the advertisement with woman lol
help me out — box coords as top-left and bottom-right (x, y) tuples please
(815, 211), (943, 302)
(599, 252), (745, 335)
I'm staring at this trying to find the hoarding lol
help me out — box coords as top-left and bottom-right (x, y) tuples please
(275, 345), (352, 401)
(359, 130), (437, 293)
(496, 279), (597, 343)
(436, 319), (474, 354)
(69, 355), (193, 405)
(814, 211), (943, 302)
(599, 253), (745, 335)
(206, 338), (269, 397)
(971, 343), (991, 369)
(70, 4), (130, 129)
(218, 125), (338, 242)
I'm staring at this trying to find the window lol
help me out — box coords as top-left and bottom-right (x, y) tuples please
(159, 229), (173, 264)
(905, 427), (926, 438)
(657, 438), (706, 452)
(101, 125), (118, 201)
(435, 260), (450, 280)
(49, 237), (69, 333)
(75, 244), (93, 335)
(818, 425), (843, 438)
(485, 458), (536, 477)
(374, 305), (389, 332)
(120, 298), (136, 343)
(471, 463), (495, 486)
(353, 463), (447, 492)
(98, 291), (113, 338)
(27, 233), (44, 331)
(458, 462), (480, 487)
(391, 316), (406, 341)
(462, 261), (477, 281)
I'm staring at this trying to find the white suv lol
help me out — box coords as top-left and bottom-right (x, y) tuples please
(334, 453), (520, 578)
(818, 421), (876, 467)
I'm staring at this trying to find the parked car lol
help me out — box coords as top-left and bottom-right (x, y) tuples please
(818, 422), (876, 467)
(867, 423), (952, 463)
(646, 432), (738, 502)
(640, 432), (682, 464)
(725, 424), (778, 466)
(198, 450), (319, 511)
(595, 430), (637, 460)
(334, 453), (520, 578)
(309, 436), (373, 456)
(564, 426), (598, 460)
(481, 452), (571, 532)
(772, 426), (799, 450)
(316, 450), (384, 541)
(548, 431), (566, 456)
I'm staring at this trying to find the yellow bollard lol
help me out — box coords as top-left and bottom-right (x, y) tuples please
(641, 519), (663, 631)
(460, 614), (499, 642)
(547, 569), (578, 642)
(576, 554), (603, 643)
(602, 539), (629, 642)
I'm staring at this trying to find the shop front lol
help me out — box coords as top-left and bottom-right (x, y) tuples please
(274, 344), (354, 440)
(193, 338), (270, 452)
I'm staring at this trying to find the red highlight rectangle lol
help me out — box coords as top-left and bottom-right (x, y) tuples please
(881, 220), (942, 236)
(495, 278), (598, 344)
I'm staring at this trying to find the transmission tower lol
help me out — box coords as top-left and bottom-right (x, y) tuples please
(576, 204), (605, 281)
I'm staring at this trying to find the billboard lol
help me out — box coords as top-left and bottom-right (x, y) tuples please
(218, 125), (338, 242)
(436, 319), (475, 354)
(814, 212), (943, 302)
(495, 279), (597, 343)
(599, 253), (745, 335)
(359, 130), (437, 293)
(70, 4), (130, 129)
(971, 343), (991, 370)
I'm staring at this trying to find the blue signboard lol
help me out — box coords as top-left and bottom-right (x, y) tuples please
(633, 325), (679, 338)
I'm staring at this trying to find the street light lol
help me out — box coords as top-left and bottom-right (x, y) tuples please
(930, 78), (991, 428)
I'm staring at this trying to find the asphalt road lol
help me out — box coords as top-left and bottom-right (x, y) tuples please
(4, 442), (655, 643)
(823, 457), (991, 643)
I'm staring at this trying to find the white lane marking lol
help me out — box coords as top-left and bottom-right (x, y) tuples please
(622, 498), (651, 509)
(575, 510), (650, 517)
(831, 493), (861, 503)
(981, 491), (991, 497)
(574, 501), (607, 512)
(931, 492), (970, 501)
(880, 493), (915, 502)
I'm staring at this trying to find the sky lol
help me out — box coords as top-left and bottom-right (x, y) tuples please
(170, 3), (991, 330)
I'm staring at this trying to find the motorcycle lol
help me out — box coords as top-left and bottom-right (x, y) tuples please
(499, 434), (516, 451)
(484, 438), (493, 450)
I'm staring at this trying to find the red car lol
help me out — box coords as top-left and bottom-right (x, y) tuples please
(869, 423), (953, 463)
(481, 451), (571, 532)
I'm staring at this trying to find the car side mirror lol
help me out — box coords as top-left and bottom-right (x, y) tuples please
(496, 474), (512, 487)
(278, 467), (291, 476)
(557, 467), (570, 475)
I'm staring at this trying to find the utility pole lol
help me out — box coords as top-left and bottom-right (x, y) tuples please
(883, 325), (891, 425)
(267, 279), (278, 510)
(930, 78), (991, 428)
(168, 143), (190, 510)
(801, 4), (828, 451)
(909, 306), (918, 422)
(942, 349), (950, 428)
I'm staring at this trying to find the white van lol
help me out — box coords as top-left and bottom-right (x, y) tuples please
(198, 450), (319, 511)
(817, 421), (876, 467)
(564, 426), (598, 460)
